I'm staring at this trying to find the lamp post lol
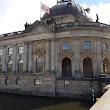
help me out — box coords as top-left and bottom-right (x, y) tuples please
(90, 80), (95, 103)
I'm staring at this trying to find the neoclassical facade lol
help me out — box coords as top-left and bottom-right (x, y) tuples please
(0, 0), (110, 98)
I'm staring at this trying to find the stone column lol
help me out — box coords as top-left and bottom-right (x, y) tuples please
(28, 41), (33, 73)
(45, 39), (50, 71)
(3, 45), (7, 73)
(93, 39), (97, 76)
(96, 38), (102, 77)
(51, 38), (55, 71)
(23, 41), (29, 73)
(13, 44), (17, 73)
(74, 36), (81, 78)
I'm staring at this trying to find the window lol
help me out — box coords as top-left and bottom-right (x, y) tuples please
(36, 58), (43, 72)
(83, 41), (91, 49)
(103, 42), (108, 49)
(0, 49), (3, 55)
(18, 46), (23, 54)
(8, 47), (13, 54)
(18, 60), (23, 73)
(34, 79), (41, 85)
(62, 41), (70, 50)
(5, 77), (9, 85)
(7, 60), (13, 73)
(0, 57), (2, 73)
(64, 80), (69, 86)
(16, 77), (20, 85)
(0, 63), (2, 73)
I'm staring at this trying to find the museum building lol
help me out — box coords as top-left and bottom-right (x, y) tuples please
(0, 0), (109, 97)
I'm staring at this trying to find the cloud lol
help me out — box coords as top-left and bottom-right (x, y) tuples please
(0, 0), (56, 34)
(81, 2), (110, 24)
(0, 0), (110, 34)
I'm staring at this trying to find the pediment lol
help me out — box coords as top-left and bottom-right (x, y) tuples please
(24, 20), (54, 33)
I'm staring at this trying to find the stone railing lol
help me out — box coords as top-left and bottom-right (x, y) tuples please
(55, 22), (110, 29)
(0, 31), (23, 38)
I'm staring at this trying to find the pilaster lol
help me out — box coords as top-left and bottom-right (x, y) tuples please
(13, 44), (17, 73)
(74, 36), (81, 78)
(28, 41), (33, 73)
(45, 39), (50, 71)
(23, 41), (29, 73)
(3, 45), (7, 73)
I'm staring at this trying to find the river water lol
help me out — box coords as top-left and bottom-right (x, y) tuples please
(0, 93), (92, 110)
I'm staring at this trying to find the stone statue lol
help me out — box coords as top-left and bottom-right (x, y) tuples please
(96, 14), (99, 22)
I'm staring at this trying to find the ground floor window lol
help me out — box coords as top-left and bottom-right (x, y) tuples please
(7, 60), (13, 73)
(0, 63), (2, 73)
(18, 60), (23, 73)
(36, 58), (43, 72)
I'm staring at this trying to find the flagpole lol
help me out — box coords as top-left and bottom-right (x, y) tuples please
(40, 0), (41, 21)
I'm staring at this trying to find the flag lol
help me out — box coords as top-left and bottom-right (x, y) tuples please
(41, 2), (50, 14)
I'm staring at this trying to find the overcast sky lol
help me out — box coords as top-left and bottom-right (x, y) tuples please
(0, 0), (110, 34)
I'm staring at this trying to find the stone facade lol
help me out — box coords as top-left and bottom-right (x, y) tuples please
(0, 1), (110, 98)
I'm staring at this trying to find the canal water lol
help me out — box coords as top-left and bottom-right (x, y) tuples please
(0, 93), (92, 110)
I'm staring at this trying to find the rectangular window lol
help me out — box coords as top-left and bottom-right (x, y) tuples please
(34, 79), (41, 85)
(0, 64), (2, 73)
(8, 47), (13, 54)
(62, 41), (70, 50)
(103, 42), (108, 49)
(36, 58), (43, 73)
(5, 78), (9, 85)
(83, 41), (91, 49)
(0, 49), (3, 55)
(64, 80), (69, 86)
(18, 46), (24, 54)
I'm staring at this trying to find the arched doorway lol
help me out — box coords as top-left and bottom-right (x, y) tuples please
(62, 58), (72, 77)
(83, 57), (93, 78)
(103, 58), (110, 74)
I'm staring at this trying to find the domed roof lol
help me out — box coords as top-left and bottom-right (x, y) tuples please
(42, 1), (88, 21)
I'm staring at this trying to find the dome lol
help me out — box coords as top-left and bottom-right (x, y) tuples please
(42, 1), (90, 21)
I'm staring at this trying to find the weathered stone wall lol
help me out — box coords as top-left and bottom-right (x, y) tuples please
(56, 80), (100, 97)
(0, 72), (56, 96)
(0, 72), (101, 98)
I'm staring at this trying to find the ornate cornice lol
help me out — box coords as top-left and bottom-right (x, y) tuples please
(56, 26), (110, 32)
(34, 48), (46, 57)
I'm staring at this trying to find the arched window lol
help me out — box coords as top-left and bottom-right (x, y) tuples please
(18, 60), (23, 73)
(103, 58), (110, 74)
(0, 63), (2, 73)
(36, 58), (43, 73)
(62, 57), (72, 77)
(7, 60), (13, 73)
(83, 57), (93, 78)
(0, 58), (2, 73)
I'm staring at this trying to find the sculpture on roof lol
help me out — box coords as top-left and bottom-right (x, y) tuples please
(96, 14), (99, 22)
